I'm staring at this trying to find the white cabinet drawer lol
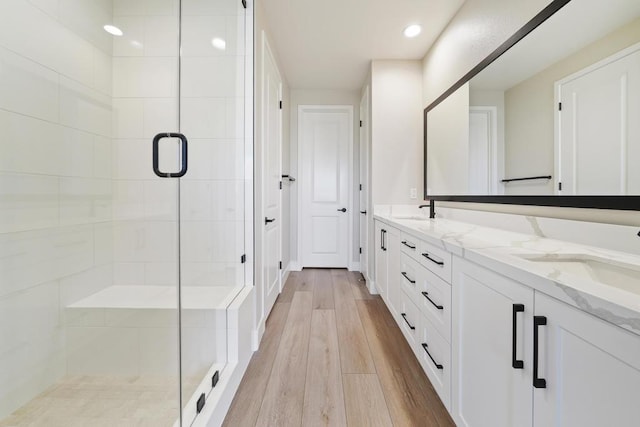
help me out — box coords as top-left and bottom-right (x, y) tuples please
(418, 239), (452, 283)
(417, 313), (451, 411)
(400, 232), (420, 261)
(399, 290), (420, 348)
(400, 253), (421, 301)
(416, 265), (452, 342)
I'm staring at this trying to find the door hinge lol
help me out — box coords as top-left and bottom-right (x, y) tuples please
(558, 182), (562, 191)
(279, 261), (282, 270)
(212, 370), (220, 388)
(279, 181), (282, 190)
(558, 102), (562, 111)
(359, 184), (362, 191)
(241, 0), (247, 8)
(279, 100), (282, 109)
(359, 247), (362, 254)
(241, 254), (246, 263)
(359, 120), (363, 127)
(196, 393), (206, 414)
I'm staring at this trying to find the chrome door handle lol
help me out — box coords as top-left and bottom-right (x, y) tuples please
(337, 208), (347, 212)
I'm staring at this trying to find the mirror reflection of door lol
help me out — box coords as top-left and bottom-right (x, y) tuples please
(469, 106), (498, 195)
(556, 44), (640, 195)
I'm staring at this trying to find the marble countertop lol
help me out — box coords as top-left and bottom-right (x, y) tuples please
(374, 214), (640, 336)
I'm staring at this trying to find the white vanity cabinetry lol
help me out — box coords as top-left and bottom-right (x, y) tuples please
(373, 216), (640, 427)
(375, 222), (401, 320)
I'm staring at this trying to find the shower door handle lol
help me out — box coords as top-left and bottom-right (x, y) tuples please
(152, 133), (188, 178)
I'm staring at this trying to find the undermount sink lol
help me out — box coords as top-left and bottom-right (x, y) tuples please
(391, 215), (428, 220)
(515, 254), (640, 295)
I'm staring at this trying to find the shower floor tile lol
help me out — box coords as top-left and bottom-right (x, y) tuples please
(0, 375), (201, 427)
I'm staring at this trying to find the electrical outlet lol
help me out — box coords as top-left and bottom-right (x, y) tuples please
(409, 188), (417, 199)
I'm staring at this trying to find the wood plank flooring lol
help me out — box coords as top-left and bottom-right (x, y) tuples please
(223, 269), (455, 427)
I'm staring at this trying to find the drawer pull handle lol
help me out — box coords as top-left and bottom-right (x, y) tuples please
(533, 316), (547, 388)
(401, 272), (415, 284)
(422, 252), (444, 266)
(421, 343), (444, 370)
(401, 313), (416, 330)
(421, 292), (443, 310)
(512, 304), (524, 369)
(401, 241), (416, 249)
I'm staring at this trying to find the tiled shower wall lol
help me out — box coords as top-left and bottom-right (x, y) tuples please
(0, 0), (114, 416)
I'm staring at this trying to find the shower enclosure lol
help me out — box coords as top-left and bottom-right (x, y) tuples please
(0, 0), (250, 425)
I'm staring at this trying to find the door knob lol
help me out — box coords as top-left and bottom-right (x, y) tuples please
(265, 217), (276, 224)
(337, 208), (347, 212)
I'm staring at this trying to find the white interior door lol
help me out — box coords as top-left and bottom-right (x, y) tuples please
(359, 89), (369, 277)
(469, 106), (497, 195)
(262, 34), (282, 316)
(299, 106), (352, 268)
(556, 44), (640, 195)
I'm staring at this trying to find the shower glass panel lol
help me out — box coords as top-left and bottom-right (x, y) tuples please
(0, 0), (247, 426)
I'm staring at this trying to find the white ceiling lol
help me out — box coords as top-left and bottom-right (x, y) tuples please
(261, 0), (466, 90)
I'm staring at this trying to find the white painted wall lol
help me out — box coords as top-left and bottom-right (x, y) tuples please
(289, 89), (361, 269)
(371, 60), (424, 204)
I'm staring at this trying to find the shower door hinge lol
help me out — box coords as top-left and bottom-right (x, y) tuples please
(196, 393), (206, 413)
(279, 100), (282, 109)
(241, 254), (246, 263)
(279, 261), (282, 270)
(241, 0), (247, 8)
(212, 370), (220, 388)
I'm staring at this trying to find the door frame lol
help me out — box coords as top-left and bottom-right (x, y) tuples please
(359, 88), (370, 279)
(469, 106), (500, 195)
(297, 104), (354, 269)
(259, 31), (282, 335)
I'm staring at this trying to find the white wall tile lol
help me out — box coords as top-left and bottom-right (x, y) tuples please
(112, 98), (145, 138)
(113, 220), (176, 263)
(181, 57), (238, 98)
(93, 136), (112, 179)
(51, 225), (95, 279)
(60, 128), (95, 178)
(113, 16), (146, 57)
(58, 0), (113, 54)
(181, 15), (228, 57)
(144, 262), (177, 286)
(113, 180), (144, 220)
(66, 326), (139, 375)
(144, 16), (179, 57)
(0, 45), (59, 122)
(144, 180), (177, 220)
(181, 181), (213, 221)
(59, 177), (112, 225)
(112, 57), (178, 98)
(114, 0), (178, 17)
(59, 76), (112, 137)
(0, 110), (63, 176)
(181, 0), (240, 16)
(28, 0), (59, 18)
(59, 265), (112, 307)
(181, 98), (226, 138)
(144, 98), (178, 137)
(93, 222), (113, 266)
(0, 173), (59, 234)
(114, 262), (145, 285)
(138, 327), (179, 375)
(112, 139), (156, 180)
(55, 25), (95, 88)
(93, 47), (113, 95)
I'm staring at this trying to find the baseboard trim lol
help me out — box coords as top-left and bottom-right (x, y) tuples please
(348, 262), (361, 272)
(289, 261), (302, 271)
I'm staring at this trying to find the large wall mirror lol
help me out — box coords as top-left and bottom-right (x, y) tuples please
(425, 0), (640, 210)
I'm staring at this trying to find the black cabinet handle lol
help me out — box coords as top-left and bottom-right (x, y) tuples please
(421, 343), (444, 370)
(382, 230), (387, 251)
(401, 313), (415, 330)
(360, 210), (367, 215)
(533, 316), (547, 388)
(512, 304), (524, 369)
(401, 272), (415, 284)
(422, 252), (444, 266)
(152, 133), (188, 178)
(421, 292), (443, 310)
(337, 208), (347, 212)
(401, 241), (416, 249)
(265, 217), (276, 224)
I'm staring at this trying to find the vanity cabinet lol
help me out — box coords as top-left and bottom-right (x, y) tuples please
(453, 256), (640, 427)
(375, 221), (401, 320)
(533, 292), (640, 427)
(452, 257), (534, 427)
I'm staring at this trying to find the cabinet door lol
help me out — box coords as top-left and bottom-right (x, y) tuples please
(374, 221), (388, 300)
(386, 226), (402, 322)
(534, 293), (640, 427)
(452, 257), (533, 427)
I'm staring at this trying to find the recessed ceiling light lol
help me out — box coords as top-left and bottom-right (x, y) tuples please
(211, 37), (226, 50)
(403, 24), (422, 38)
(103, 25), (123, 36)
